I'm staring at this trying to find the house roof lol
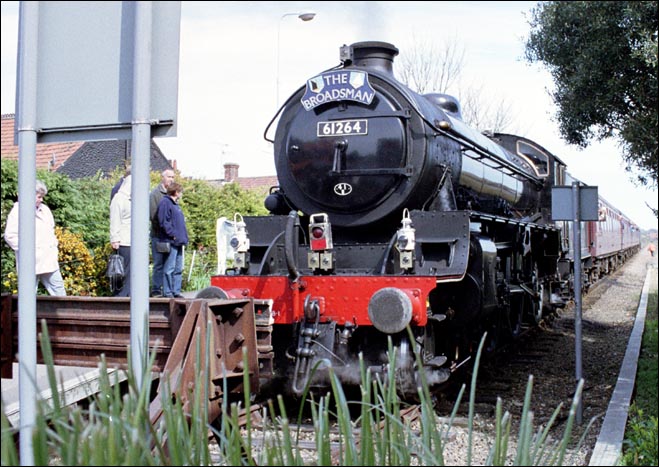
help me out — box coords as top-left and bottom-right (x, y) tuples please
(1, 113), (83, 171)
(1, 113), (172, 178)
(2, 113), (276, 192)
(206, 175), (280, 194)
(57, 139), (171, 179)
(236, 175), (279, 193)
(206, 163), (279, 194)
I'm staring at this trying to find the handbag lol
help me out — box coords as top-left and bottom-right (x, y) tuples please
(106, 253), (125, 279)
(156, 241), (171, 254)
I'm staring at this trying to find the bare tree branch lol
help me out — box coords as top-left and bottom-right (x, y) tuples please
(396, 35), (464, 94)
(395, 36), (515, 133)
(458, 85), (516, 133)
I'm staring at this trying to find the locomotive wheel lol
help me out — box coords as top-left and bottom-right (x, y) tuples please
(509, 294), (524, 337)
(195, 286), (228, 299)
(529, 265), (544, 324)
(394, 338), (418, 399)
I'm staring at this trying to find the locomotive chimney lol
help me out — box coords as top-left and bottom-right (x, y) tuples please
(343, 41), (399, 75)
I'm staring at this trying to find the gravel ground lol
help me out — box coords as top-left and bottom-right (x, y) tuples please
(440, 249), (658, 465)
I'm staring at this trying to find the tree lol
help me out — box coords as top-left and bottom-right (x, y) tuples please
(397, 36), (465, 94)
(457, 85), (516, 134)
(177, 178), (267, 249)
(396, 36), (515, 133)
(0, 160), (268, 294)
(525, 1), (658, 189)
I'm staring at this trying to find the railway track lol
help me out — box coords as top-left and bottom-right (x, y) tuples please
(432, 253), (651, 465)
(208, 404), (432, 464)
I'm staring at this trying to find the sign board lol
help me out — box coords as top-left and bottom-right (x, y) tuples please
(15, 1), (180, 143)
(551, 183), (598, 425)
(551, 186), (599, 221)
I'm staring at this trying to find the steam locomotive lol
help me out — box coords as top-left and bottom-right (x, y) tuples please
(203, 41), (640, 398)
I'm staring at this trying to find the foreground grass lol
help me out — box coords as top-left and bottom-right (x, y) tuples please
(2, 323), (590, 466)
(622, 281), (658, 467)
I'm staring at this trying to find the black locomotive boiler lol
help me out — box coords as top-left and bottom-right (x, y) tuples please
(207, 41), (638, 398)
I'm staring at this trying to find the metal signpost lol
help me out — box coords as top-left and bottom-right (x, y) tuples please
(552, 183), (599, 424)
(14, 2), (180, 464)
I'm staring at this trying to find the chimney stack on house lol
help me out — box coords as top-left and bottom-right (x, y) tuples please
(224, 163), (239, 182)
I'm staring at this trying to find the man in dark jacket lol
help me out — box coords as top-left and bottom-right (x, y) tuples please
(149, 168), (175, 297)
(156, 182), (189, 298)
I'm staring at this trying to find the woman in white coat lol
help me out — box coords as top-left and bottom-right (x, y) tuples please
(109, 174), (132, 296)
(3, 179), (66, 296)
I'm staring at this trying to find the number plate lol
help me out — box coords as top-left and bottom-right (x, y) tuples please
(317, 119), (368, 137)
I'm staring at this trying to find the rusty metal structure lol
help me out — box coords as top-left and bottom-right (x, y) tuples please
(0, 294), (273, 425)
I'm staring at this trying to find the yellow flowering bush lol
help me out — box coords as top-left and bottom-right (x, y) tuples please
(0, 232), (104, 296)
(92, 243), (114, 296)
(2, 270), (17, 294)
(56, 226), (99, 296)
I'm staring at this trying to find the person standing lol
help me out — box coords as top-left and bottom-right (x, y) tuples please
(3, 179), (67, 296)
(110, 163), (131, 202)
(149, 168), (175, 297)
(156, 182), (188, 298)
(109, 174), (132, 296)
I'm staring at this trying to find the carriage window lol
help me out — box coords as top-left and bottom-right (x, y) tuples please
(516, 141), (549, 177)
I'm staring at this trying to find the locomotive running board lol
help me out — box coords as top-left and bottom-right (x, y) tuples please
(469, 211), (560, 231)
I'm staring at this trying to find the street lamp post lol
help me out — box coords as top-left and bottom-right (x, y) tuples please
(276, 11), (316, 108)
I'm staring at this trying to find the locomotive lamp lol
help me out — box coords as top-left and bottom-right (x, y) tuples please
(308, 213), (334, 271)
(395, 209), (416, 270)
(230, 213), (250, 270)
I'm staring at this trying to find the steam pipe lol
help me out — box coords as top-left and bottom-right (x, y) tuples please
(285, 210), (299, 280)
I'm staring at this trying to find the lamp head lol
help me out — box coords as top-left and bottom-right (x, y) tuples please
(298, 12), (316, 21)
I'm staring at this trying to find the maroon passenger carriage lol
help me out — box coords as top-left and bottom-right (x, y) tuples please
(586, 194), (641, 283)
(551, 171), (641, 292)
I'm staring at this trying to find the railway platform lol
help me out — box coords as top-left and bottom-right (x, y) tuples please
(1, 363), (127, 427)
(588, 258), (657, 465)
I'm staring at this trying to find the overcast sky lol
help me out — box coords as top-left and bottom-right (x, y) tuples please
(1, 1), (657, 230)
